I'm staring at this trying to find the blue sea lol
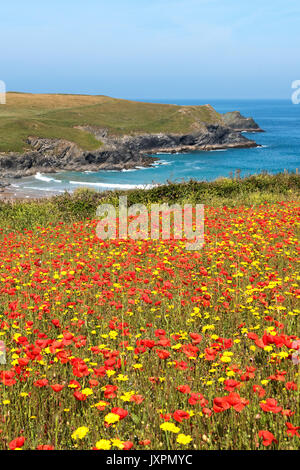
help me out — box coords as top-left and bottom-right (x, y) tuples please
(10, 99), (300, 196)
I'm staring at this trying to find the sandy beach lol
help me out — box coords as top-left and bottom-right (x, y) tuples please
(0, 184), (60, 200)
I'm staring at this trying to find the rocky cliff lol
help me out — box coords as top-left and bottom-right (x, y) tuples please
(222, 111), (264, 132)
(0, 114), (263, 179)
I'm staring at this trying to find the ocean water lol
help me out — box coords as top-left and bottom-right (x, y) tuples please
(10, 99), (300, 195)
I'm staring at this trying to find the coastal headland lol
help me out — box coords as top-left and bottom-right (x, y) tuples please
(0, 93), (263, 182)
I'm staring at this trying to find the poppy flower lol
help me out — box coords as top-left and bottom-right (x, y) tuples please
(286, 422), (300, 438)
(258, 430), (278, 447)
(213, 397), (231, 413)
(260, 398), (282, 414)
(176, 385), (191, 394)
(73, 391), (87, 401)
(34, 379), (49, 388)
(224, 379), (240, 392)
(156, 349), (170, 360)
(188, 393), (206, 406)
(173, 410), (190, 423)
(9, 436), (26, 450)
(36, 445), (55, 450)
(160, 413), (172, 421)
(139, 440), (151, 446)
(130, 394), (144, 404)
(253, 385), (266, 398)
(111, 407), (128, 420)
(225, 393), (249, 412)
(286, 381), (297, 391)
(122, 441), (134, 450)
(51, 384), (64, 392)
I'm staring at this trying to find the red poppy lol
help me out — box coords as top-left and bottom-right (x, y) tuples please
(173, 410), (190, 423)
(213, 397), (231, 413)
(111, 407), (128, 420)
(286, 381), (297, 391)
(130, 394), (144, 404)
(156, 349), (170, 360)
(286, 422), (300, 438)
(34, 379), (49, 388)
(224, 379), (240, 392)
(160, 413), (172, 421)
(258, 430), (278, 447)
(260, 398), (282, 413)
(202, 407), (212, 417)
(51, 384), (64, 392)
(103, 384), (118, 398)
(122, 441), (134, 450)
(73, 391), (87, 401)
(225, 392), (249, 412)
(9, 436), (26, 450)
(139, 440), (151, 446)
(252, 384), (266, 398)
(36, 445), (55, 450)
(176, 385), (191, 394)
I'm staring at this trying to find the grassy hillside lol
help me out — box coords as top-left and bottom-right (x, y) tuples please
(0, 92), (223, 153)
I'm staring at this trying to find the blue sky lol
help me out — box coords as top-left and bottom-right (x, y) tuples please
(0, 0), (299, 99)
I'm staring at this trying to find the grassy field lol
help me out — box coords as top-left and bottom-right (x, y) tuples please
(0, 92), (223, 153)
(0, 174), (299, 450)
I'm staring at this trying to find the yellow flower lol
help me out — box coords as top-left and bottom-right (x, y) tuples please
(120, 391), (135, 402)
(106, 370), (116, 377)
(116, 374), (128, 381)
(104, 413), (120, 425)
(71, 426), (89, 440)
(111, 438), (124, 449)
(81, 387), (93, 396)
(95, 439), (111, 450)
(220, 356), (231, 363)
(160, 422), (180, 433)
(177, 434), (193, 445)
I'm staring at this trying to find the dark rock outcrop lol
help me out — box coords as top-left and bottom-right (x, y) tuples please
(0, 114), (262, 179)
(222, 111), (264, 132)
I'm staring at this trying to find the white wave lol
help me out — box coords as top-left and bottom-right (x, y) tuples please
(155, 152), (174, 155)
(35, 172), (62, 183)
(24, 186), (65, 193)
(121, 168), (137, 172)
(69, 180), (157, 190)
(11, 184), (20, 188)
(151, 160), (172, 166)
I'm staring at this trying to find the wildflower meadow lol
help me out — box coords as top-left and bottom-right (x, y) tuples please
(0, 197), (299, 450)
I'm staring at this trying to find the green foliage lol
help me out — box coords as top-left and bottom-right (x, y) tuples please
(0, 173), (299, 231)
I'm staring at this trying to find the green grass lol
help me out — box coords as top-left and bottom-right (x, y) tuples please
(0, 173), (299, 231)
(0, 92), (222, 153)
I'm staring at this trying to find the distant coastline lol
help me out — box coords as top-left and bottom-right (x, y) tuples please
(0, 93), (262, 186)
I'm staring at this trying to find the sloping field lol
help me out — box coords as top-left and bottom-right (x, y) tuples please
(0, 93), (222, 153)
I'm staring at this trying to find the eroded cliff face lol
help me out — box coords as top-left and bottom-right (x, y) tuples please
(222, 111), (264, 132)
(0, 116), (262, 179)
